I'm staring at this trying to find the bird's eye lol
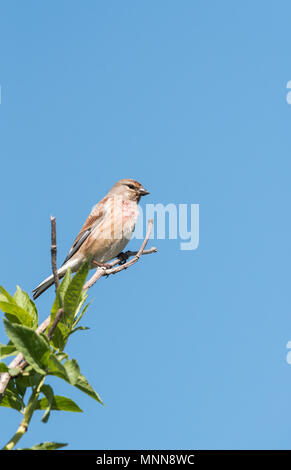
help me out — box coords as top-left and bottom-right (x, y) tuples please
(127, 184), (135, 190)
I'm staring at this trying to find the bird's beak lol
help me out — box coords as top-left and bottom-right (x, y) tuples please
(139, 187), (150, 196)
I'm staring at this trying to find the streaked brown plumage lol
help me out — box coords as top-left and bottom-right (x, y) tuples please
(32, 179), (149, 299)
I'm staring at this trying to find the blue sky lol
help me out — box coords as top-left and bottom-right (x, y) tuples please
(1, 0), (291, 450)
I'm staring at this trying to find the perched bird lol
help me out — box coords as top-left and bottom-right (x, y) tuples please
(32, 178), (149, 299)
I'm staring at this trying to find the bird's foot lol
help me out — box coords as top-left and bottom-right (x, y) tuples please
(117, 251), (130, 265)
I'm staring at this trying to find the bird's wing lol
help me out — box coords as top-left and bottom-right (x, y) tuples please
(61, 199), (107, 266)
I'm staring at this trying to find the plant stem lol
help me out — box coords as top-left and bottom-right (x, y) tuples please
(2, 375), (45, 450)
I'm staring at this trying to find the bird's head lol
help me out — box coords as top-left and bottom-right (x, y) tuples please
(109, 178), (150, 202)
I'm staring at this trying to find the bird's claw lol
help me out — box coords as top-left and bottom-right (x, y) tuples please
(117, 252), (129, 265)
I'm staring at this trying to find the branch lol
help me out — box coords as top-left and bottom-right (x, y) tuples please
(83, 219), (156, 290)
(0, 219), (157, 403)
(50, 216), (59, 291)
(47, 308), (64, 340)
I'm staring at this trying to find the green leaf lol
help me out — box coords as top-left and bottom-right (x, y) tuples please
(0, 343), (17, 359)
(50, 322), (70, 351)
(69, 325), (90, 336)
(47, 354), (69, 381)
(0, 286), (38, 328)
(0, 362), (8, 372)
(8, 367), (21, 377)
(36, 395), (83, 413)
(63, 260), (90, 327)
(4, 320), (50, 374)
(28, 372), (43, 387)
(0, 301), (36, 328)
(73, 302), (91, 327)
(15, 375), (31, 397)
(13, 286), (38, 328)
(46, 352), (102, 405)
(20, 442), (68, 450)
(0, 363), (19, 378)
(72, 295), (89, 329)
(0, 286), (15, 303)
(75, 373), (103, 404)
(51, 269), (71, 317)
(63, 359), (80, 385)
(55, 351), (69, 362)
(0, 389), (23, 411)
(40, 384), (54, 423)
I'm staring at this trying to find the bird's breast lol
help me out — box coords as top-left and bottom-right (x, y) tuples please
(121, 199), (139, 223)
(84, 198), (139, 262)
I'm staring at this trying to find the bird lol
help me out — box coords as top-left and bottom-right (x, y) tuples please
(32, 178), (149, 299)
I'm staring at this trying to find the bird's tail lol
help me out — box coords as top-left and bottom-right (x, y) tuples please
(32, 275), (56, 300)
(32, 264), (69, 300)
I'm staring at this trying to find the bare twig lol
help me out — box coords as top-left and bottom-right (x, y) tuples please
(47, 308), (64, 340)
(50, 216), (59, 291)
(0, 219), (157, 403)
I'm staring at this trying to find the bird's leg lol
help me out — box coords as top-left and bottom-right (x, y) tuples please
(92, 260), (112, 269)
(117, 251), (130, 265)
